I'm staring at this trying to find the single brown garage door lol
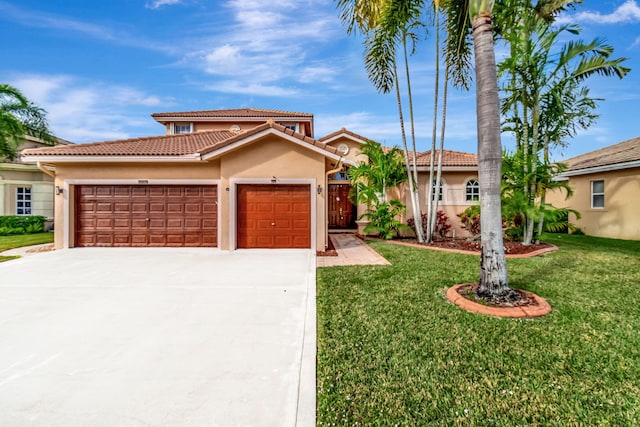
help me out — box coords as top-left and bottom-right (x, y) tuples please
(237, 184), (311, 249)
(76, 185), (217, 247)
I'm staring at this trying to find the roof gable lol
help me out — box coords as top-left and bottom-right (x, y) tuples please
(319, 128), (371, 144)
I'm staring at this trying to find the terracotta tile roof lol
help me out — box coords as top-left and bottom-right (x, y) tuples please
(151, 108), (313, 120)
(318, 128), (371, 142)
(563, 136), (640, 171)
(413, 150), (478, 167)
(21, 121), (338, 158)
(197, 121), (338, 156)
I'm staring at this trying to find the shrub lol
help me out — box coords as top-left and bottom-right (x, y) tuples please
(407, 210), (452, 239)
(458, 206), (481, 238)
(0, 216), (47, 235)
(361, 200), (409, 240)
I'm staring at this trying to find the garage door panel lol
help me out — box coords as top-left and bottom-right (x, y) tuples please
(76, 185), (217, 248)
(237, 184), (310, 249)
(185, 203), (202, 213)
(96, 218), (113, 228)
(167, 203), (183, 213)
(96, 203), (113, 212)
(131, 203), (148, 213)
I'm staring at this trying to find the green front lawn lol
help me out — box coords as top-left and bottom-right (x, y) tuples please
(317, 234), (640, 426)
(0, 233), (54, 262)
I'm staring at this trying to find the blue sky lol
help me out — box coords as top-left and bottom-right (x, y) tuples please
(1, 0), (639, 160)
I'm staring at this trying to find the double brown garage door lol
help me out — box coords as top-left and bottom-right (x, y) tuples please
(75, 184), (311, 249)
(76, 185), (217, 247)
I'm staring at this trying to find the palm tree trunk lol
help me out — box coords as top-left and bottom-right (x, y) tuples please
(393, 56), (424, 243)
(402, 32), (425, 243)
(472, 13), (510, 298)
(426, 1), (441, 243)
(431, 66), (449, 238)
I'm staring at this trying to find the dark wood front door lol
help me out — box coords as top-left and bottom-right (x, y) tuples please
(75, 185), (217, 247)
(328, 184), (356, 229)
(236, 184), (311, 249)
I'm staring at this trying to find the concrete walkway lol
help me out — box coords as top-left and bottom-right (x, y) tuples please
(317, 234), (389, 267)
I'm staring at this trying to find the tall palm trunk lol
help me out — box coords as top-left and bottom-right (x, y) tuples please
(426, 2), (442, 243)
(402, 33), (425, 243)
(431, 66), (449, 237)
(392, 56), (424, 242)
(471, 12), (510, 297)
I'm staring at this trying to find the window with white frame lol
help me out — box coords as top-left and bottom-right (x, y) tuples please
(16, 187), (32, 215)
(174, 123), (193, 134)
(591, 180), (605, 208)
(466, 179), (480, 201)
(429, 179), (443, 201)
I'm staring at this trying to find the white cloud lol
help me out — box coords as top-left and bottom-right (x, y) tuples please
(181, 0), (341, 95)
(5, 74), (172, 142)
(145, 0), (183, 9)
(557, 0), (640, 24)
(205, 81), (301, 97)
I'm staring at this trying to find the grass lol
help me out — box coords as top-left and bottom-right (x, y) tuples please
(0, 233), (54, 262)
(317, 234), (640, 426)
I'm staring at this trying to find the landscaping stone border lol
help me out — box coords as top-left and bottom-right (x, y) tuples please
(446, 284), (552, 318)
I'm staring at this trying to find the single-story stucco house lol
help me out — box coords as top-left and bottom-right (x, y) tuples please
(547, 136), (640, 240)
(22, 108), (479, 250)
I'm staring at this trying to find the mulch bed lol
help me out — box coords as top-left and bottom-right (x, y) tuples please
(395, 237), (555, 255)
(456, 283), (537, 308)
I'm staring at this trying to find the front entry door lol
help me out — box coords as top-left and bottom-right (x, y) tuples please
(328, 184), (356, 229)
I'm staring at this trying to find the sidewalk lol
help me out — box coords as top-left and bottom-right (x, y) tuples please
(317, 234), (389, 267)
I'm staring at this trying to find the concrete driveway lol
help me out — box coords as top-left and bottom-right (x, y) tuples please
(0, 248), (316, 426)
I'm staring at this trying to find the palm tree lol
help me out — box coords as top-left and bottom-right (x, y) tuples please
(338, 0), (428, 243)
(349, 141), (409, 238)
(442, 0), (515, 301)
(499, 18), (629, 244)
(0, 83), (54, 160)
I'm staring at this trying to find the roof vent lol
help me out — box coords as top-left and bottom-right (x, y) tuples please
(230, 124), (241, 131)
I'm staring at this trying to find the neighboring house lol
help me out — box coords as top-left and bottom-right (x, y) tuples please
(21, 109), (480, 250)
(547, 136), (640, 240)
(1, 135), (70, 225)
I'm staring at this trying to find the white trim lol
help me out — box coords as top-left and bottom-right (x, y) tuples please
(590, 179), (605, 209)
(464, 178), (480, 202)
(320, 133), (368, 145)
(22, 155), (202, 163)
(173, 122), (194, 134)
(229, 178), (316, 251)
(200, 128), (344, 163)
(62, 179), (220, 249)
(560, 160), (640, 177)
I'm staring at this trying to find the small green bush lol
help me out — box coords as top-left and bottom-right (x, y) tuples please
(0, 216), (47, 235)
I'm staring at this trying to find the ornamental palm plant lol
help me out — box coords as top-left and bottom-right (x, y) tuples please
(0, 83), (54, 160)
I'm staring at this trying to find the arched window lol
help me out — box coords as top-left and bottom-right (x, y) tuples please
(466, 179), (479, 201)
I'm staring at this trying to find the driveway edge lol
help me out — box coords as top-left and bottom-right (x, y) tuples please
(296, 251), (317, 426)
